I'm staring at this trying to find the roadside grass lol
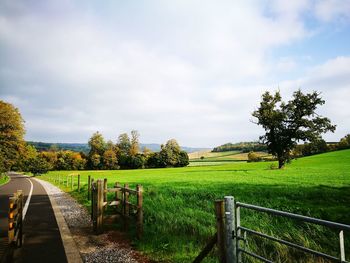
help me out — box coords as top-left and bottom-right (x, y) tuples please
(40, 149), (350, 262)
(0, 174), (9, 186)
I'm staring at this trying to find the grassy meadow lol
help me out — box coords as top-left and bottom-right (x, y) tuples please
(40, 149), (350, 262)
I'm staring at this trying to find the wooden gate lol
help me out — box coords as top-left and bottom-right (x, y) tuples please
(91, 179), (143, 238)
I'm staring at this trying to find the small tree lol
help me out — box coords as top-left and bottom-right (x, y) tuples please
(103, 149), (118, 170)
(252, 90), (336, 168)
(90, 153), (101, 169)
(117, 133), (131, 155)
(130, 130), (140, 156)
(88, 132), (105, 169)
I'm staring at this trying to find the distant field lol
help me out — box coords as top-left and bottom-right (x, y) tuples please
(40, 149), (350, 262)
(189, 150), (271, 163)
(188, 150), (237, 159)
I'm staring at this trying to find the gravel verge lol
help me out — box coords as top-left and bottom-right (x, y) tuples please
(37, 179), (148, 263)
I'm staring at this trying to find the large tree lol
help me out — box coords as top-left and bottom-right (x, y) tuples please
(0, 100), (26, 172)
(252, 90), (336, 168)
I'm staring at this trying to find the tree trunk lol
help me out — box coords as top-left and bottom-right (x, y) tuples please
(278, 158), (285, 169)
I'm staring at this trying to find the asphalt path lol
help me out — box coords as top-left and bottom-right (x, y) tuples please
(0, 173), (67, 263)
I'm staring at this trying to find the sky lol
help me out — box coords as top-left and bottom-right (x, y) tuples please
(1, 0), (350, 148)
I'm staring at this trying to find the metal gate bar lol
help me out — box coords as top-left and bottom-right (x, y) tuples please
(236, 202), (350, 231)
(239, 226), (341, 262)
(234, 201), (349, 263)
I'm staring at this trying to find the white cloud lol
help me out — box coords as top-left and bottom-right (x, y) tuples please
(274, 56), (350, 140)
(0, 1), (349, 147)
(315, 0), (350, 22)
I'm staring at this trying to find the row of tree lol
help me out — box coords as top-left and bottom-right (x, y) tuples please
(0, 99), (189, 174)
(86, 131), (189, 170)
(212, 141), (267, 153)
(293, 135), (350, 157)
(247, 134), (350, 163)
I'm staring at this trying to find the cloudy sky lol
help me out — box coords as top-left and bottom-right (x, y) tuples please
(1, 0), (350, 148)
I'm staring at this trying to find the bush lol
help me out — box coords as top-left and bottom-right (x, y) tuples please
(146, 152), (166, 168)
(247, 151), (262, 162)
(127, 154), (146, 169)
(24, 156), (50, 175)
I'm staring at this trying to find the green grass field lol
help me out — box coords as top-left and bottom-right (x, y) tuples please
(0, 174), (9, 186)
(40, 149), (350, 262)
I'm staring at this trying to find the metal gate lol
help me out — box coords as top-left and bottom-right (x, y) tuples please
(224, 196), (350, 263)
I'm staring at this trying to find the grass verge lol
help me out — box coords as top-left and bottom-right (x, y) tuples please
(0, 173), (9, 186)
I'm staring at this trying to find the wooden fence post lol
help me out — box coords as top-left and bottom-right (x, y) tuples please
(87, 176), (91, 200)
(92, 181), (96, 227)
(96, 179), (104, 234)
(123, 183), (129, 231)
(136, 184), (143, 239)
(103, 178), (107, 202)
(115, 182), (120, 209)
(91, 179), (95, 220)
(236, 206), (241, 263)
(225, 196), (235, 263)
(77, 174), (80, 192)
(215, 200), (226, 263)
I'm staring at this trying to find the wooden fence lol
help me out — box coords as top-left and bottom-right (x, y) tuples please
(46, 173), (81, 191)
(90, 178), (143, 239)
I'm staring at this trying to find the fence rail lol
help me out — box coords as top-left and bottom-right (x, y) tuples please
(194, 196), (350, 263)
(90, 178), (143, 238)
(46, 173), (81, 191)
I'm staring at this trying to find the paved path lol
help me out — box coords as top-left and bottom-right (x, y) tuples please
(0, 173), (67, 263)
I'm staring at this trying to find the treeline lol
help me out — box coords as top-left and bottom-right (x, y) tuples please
(212, 142), (267, 152)
(1, 99), (189, 174)
(18, 131), (189, 174)
(247, 134), (350, 163)
(292, 134), (350, 157)
(27, 141), (89, 153)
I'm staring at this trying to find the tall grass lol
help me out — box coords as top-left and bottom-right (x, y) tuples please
(40, 149), (350, 262)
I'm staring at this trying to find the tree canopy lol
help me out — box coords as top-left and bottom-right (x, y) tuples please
(252, 90), (336, 168)
(0, 100), (25, 172)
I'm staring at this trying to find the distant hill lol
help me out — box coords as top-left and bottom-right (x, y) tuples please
(27, 141), (208, 154)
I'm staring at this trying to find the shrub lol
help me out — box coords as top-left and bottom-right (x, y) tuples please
(247, 151), (262, 162)
(24, 156), (50, 175)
